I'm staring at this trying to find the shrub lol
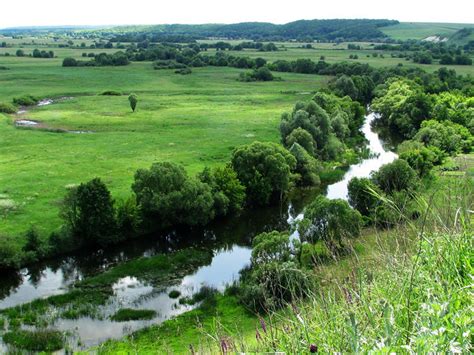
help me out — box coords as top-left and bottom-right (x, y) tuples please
(12, 95), (39, 106)
(289, 143), (321, 187)
(371, 159), (418, 194)
(62, 57), (78, 67)
(128, 94), (138, 112)
(110, 309), (156, 321)
(348, 177), (381, 217)
(175, 67), (192, 75)
(132, 162), (216, 227)
(168, 290), (181, 299)
(198, 166), (246, 216)
(285, 127), (316, 156)
(231, 142), (296, 206)
(0, 240), (20, 269)
(100, 90), (122, 96)
(3, 329), (64, 352)
(60, 178), (117, 247)
(0, 102), (17, 113)
(298, 195), (362, 250)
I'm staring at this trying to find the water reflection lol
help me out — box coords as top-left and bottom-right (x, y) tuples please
(0, 110), (398, 351)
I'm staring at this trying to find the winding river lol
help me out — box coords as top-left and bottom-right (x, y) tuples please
(0, 110), (397, 351)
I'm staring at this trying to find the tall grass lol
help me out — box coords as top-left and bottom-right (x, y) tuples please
(206, 176), (473, 353)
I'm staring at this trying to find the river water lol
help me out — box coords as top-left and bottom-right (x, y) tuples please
(0, 111), (397, 351)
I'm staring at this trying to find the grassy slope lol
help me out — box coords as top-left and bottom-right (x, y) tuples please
(94, 155), (474, 353)
(0, 55), (326, 243)
(381, 22), (474, 41)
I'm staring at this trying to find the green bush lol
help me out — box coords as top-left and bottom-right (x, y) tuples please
(111, 309), (157, 321)
(371, 159), (418, 194)
(168, 290), (181, 299)
(100, 90), (122, 96)
(3, 329), (64, 351)
(62, 57), (78, 67)
(231, 141), (296, 206)
(0, 102), (17, 113)
(12, 95), (39, 106)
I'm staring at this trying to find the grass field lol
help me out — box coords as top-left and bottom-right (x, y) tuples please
(0, 56), (325, 244)
(381, 22), (474, 41)
(0, 37), (473, 248)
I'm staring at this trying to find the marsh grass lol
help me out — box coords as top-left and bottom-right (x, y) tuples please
(3, 329), (64, 352)
(111, 309), (157, 321)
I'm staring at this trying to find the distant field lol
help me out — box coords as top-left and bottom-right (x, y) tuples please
(381, 22), (474, 41)
(0, 57), (325, 243)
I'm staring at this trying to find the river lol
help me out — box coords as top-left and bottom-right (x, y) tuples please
(0, 111), (397, 351)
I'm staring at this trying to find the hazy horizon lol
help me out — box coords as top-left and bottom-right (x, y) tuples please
(1, 0), (473, 29)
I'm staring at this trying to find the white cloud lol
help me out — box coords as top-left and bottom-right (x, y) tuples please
(0, 0), (473, 28)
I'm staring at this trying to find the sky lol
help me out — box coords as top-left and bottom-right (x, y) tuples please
(0, 0), (473, 28)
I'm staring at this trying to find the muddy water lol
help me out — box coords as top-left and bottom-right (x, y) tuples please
(0, 110), (397, 351)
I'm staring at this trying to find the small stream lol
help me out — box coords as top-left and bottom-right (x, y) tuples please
(0, 110), (397, 351)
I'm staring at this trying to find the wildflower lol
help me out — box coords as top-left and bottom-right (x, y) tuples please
(309, 344), (318, 353)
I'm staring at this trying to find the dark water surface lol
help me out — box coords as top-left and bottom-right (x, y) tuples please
(0, 111), (397, 351)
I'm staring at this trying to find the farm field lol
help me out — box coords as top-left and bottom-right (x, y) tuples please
(380, 21), (474, 40)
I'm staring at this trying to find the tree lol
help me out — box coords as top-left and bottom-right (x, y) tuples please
(285, 127), (316, 156)
(298, 195), (362, 251)
(16, 49), (25, 57)
(128, 94), (138, 112)
(198, 165), (246, 216)
(132, 162), (215, 227)
(60, 178), (117, 246)
(371, 159), (417, 194)
(231, 142), (296, 206)
(289, 143), (321, 187)
(62, 57), (77, 67)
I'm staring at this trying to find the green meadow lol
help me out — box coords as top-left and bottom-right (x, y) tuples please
(0, 56), (325, 244)
(380, 22), (474, 40)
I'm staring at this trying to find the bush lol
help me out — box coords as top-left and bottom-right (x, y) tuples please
(12, 95), (39, 106)
(100, 90), (122, 96)
(175, 67), (192, 75)
(298, 195), (362, 250)
(116, 196), (141, 237)
(0, 240), (20, 269)
(168, 290), (181, 298)
(132, 162), (216, 227)
(3, 329), (64, 352)
(289, 143), (321, 187)
(0, 102), (17, 113)
(371, 159), (418, 194)
(60, 178), (117, 247)
(198, 166), (246, 216)
(111, 308), (156, 321)
(348, 177), (381, 217)
(231, 142), (296, 206)
(285, 127), (316, 156)
(62, 57), (78, 67)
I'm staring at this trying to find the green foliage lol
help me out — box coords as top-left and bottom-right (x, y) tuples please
(60, 178), (117, 246)
(348, 177), (381, 217)
(3, 329), (64, 352)
(100, 90), (122, 96)
(198, 166), (246, 216)
(111, 309), (157, 321)
(116, 196), (141, 236)
(371, 159), (418, 194)
(12, 94), (39, 106)
(132, 162), (215, 226)
(231, 141), (296, 206)
(0, 102), (17, 113)
(62, 57), (78, 67)
(414, 119), (473, 155)
(239, 231), (313, 311)
(168, 290), (181, 299)
(0, 240), (20, 269)
(299, 195), (362, 249)
(289, 143), (321, 187)
(398, 142), (437, 177)
(128, 93), (138, 112)
(285, 127), (316, 156)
